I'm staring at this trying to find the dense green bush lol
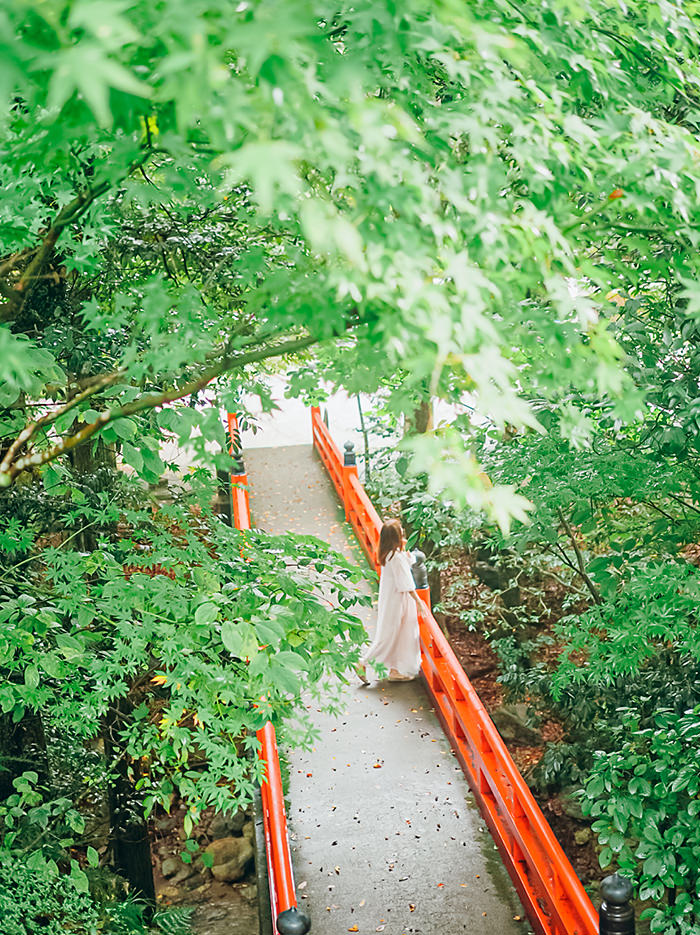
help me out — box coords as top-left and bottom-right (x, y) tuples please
(0, 857), (102, 935)
(365, 446), (479, 551)
(0, 854), (195, 934)
(581, 708), (700, 934)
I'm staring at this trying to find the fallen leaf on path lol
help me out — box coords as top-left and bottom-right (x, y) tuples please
(348, 927), (358, 932)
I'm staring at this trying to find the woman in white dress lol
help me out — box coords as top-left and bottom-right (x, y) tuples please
(357, 519), (427, 683)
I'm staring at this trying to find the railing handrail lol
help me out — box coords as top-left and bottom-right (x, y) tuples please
(418, 613), (597, 934)
(310, 406), (344, 500)
(226, 413), (309, 934)
(310, 405), (598, 935)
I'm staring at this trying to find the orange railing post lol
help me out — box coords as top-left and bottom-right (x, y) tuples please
(256, 721), (310, 934)
(341, 441), (358, 522)
(411, 549), (430, 609)
(308, 405), (599, 935)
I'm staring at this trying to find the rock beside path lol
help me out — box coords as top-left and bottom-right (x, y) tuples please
(491, 703), (542, 745)
(205, 836), (254, 882)
(209, 808), (246, 839)
(161, 857), (180, 879)
(192, 887), (259, 935)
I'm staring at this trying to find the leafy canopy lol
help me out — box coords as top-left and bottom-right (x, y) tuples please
(4, 0), (700, 514)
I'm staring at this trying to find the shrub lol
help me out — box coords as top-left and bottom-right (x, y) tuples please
(0, 856), (101, 935)
(582, 707), (700, 934)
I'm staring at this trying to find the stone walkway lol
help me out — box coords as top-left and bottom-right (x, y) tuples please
(245, 445), (532, 935)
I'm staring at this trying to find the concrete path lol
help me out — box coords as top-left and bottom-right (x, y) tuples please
(245, 445), (531, 935)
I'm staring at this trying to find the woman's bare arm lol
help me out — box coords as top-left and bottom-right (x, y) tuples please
(409, 590), (429, 614)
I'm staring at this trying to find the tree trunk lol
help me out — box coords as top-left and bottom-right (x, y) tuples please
(68, 430), (118, 550)
(403, 398), (433, 436)
(0, 712), (48, 799)
(402, 393), (444, 625)
(102, 699), (156, 913)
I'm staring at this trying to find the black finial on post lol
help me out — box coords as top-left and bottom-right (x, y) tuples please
(600, 873), (635, 935)
(411, 550), (428, 589)
(322, 408), (329, 427)
(343, 441), (356, 466)
(277, 907), (311, 934)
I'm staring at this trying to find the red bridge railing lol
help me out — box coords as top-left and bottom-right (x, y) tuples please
(310, 406), (598, 935)
(226, 414), (310, 935)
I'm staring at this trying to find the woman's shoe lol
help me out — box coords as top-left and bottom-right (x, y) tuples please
(356, 665), (370, 686)
(388, 670), (412, 682)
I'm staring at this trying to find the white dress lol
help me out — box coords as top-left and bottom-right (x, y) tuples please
(361, 550), (421, 676)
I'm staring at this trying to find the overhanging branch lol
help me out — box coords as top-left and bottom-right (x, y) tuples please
(2, 331), (321, 483)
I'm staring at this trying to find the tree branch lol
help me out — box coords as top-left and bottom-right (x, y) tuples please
(1, 151), (151, 322)
(640, 498), (676, 521)
(556, 507), (602, 604)
(14, 182), (112, 308)
(2, 332), (320, 482)
(0, 371), (123, 476)
(667, 492), (700, 517)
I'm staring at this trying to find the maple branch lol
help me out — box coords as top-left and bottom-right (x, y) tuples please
(1, 151), (151, 323)
(556, 507), (602, 604)
(15, 182), (112, 305)
(0, 251), (33, 279)
(0, 371), (123, 476)
(2, 331), (320, 483)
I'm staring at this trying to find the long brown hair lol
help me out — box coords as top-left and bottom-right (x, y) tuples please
(378, 519), (403, 566)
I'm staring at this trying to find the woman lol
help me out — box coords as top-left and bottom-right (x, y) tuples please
(357, 519), (426, 683)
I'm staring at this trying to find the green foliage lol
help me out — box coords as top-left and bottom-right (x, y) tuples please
(8, 0), (700, 508)
(0, 483), (368, 830)
(582, 708), (700, 933)
(552, 561), (700, 694)
(0, 771), (88, 871)
(7, 0), (700, 924)
(0, 854), (194, 934)
(365, 445), (480, 552)
(0, 855), (102, 935)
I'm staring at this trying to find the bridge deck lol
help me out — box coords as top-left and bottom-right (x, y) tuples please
(246, 445), (531, 935)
